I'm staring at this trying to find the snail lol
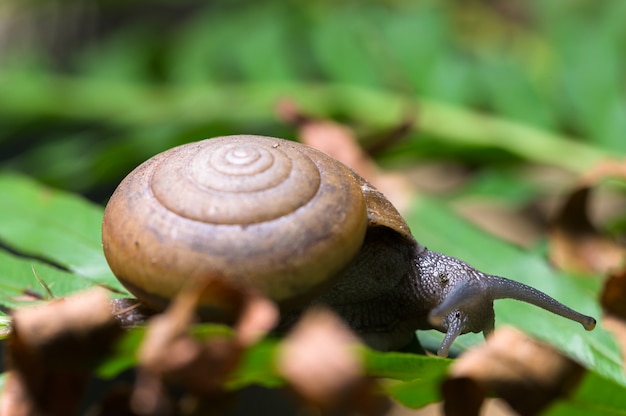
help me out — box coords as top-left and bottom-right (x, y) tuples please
(102, 135), (596, 357)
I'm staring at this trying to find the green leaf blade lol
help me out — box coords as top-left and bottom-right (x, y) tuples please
(0, 173), (123, 291)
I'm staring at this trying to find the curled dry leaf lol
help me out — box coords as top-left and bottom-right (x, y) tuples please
(233, 284), (279, 347)
(277, 99), (413, 213)
(133, 278), (278, 416)
(454, 200), (543, 248)
(442, 327), (584, 416)
(277, 307), (390, 416)
(1, 288), (122, 416)
(600, 266), (626, 371)
(600, 266), (626, 319)
(550, 159), (626, 275)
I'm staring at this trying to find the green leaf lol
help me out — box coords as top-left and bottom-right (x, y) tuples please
(226, 340), (283, 390)
(93, 325), (451, 410)
(363, 349), (451, 382)
(406, 195), (625, 387)
(546, 371), (626, 416)
(418, 330), (484, 358)
(383, 378), (442, 409)
(0, 172), (123, 291)
(0, 250), (92, 309)
(363, 349), (450, 408)
(95, 328), (145, 379)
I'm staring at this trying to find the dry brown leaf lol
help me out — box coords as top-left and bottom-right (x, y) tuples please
(277, 100), (414, 213)
(300, 120), (377, 179)
(599, 266), (626, 371)
(549, 159), (626, 275)
(0, 288), (122, 416)
(233, 286), (279, 346)
(277, 307), (390, 416)
(580, 159), (626, 183)
(455, 200), (543, 248)
(600, 266), (626, 319)
(442, 327), (584, 416)
(550, 186), (626, 274)
(136, 283), (241, 392)
(132, 279), (278, 416)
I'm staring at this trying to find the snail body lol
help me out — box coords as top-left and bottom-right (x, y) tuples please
(102, 135), (595, 356)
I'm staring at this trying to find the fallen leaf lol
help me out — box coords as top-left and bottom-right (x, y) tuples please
(133, 286), (239, 415)
(132, 278), (278, 415)
(599, 266), (626, 371)
(600, 266), (626, 319)
(455, 199), (543, 248)
(442, 327), (584, 416)
(549, 159), (626, 274)
(233, 288), (279, 346)
(277, 307), (390, 415)
(277, 100), (413, 213)
(581, 159), (626, 183)
(0, 288), (122, 416)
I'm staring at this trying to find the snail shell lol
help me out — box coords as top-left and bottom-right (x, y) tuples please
(102, 135), (387, 319)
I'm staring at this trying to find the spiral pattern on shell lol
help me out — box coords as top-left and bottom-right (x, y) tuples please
(102, 135), (370, 319)
(151, 136), (322, 225)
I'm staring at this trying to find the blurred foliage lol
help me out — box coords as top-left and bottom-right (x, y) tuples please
(1, 0), (625, 202)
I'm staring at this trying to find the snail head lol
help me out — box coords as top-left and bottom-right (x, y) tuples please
(414, 249), (596, 357)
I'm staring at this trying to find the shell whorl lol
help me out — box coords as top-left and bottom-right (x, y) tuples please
(102, 135), (369, 318)
(151, 136), (322, 224)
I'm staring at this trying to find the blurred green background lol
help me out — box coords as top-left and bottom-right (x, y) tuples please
(1, 0), (624, 205)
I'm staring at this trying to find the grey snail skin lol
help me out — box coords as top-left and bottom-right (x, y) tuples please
(101, 135), (596, 357)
